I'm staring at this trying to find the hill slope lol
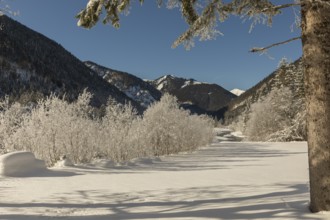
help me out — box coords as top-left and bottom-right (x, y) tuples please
(84, 61), (162, 107)
(223, 59), (306, 141)
(224, 59), (304, 124)
(0, 15), (141, 110)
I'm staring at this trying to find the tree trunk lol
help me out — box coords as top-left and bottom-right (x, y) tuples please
(301, 0), (330, 212)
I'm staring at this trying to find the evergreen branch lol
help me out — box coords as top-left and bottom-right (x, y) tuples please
(261, 2), (302, 12)
(250, 36), (301, 53)
(181, 0), (199, 25)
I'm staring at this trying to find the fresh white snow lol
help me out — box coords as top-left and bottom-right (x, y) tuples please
(123, 85), (156, 107)
(231, 88), (245, 96)
(0, 131), (329, 219)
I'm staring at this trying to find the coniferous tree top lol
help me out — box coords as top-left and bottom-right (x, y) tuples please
(76, 0), (300, 49)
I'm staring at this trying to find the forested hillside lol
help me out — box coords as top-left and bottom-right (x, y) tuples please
(0, 15), (141, 110)
(225, 59), (306, 141)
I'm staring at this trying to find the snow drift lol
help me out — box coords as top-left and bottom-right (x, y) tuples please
(0, 151), (47, 177)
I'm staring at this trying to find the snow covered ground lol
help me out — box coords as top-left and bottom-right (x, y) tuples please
(0, 131), (329, 219)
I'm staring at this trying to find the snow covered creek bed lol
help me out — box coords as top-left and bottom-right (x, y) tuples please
(0, 130), (328, 219)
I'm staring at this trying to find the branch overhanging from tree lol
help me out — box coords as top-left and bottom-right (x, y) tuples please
(250, 36), (301, 53)
(261, 2), (302, 13)
(76, 0), (304, 49)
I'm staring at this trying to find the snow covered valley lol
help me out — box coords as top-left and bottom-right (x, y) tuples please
(0, 133), (329, 219)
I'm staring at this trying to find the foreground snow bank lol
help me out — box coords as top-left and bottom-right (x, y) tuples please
(0, 151), (47, 177)
(0, 142), (329, 219)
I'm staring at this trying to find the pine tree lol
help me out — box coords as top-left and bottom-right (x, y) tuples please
(77, 0), (330, 212)
(301, 1), (330, 212)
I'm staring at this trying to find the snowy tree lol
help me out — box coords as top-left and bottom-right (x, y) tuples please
(77, 0), (330, 211)
(245, 87), (306, 142)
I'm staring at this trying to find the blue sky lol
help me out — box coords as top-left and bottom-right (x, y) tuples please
(7, 0), (302, 90)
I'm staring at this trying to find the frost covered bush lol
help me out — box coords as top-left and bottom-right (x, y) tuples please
(142, 94), (214, 156)
(244, 88), (306, 141)
(1, 92), (214, 166)
(7, 91), (98, 166)
(0, 97), (27, 154)
(97, 99), (141, 162)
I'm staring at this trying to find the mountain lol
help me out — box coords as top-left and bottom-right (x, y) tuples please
(230, 89), (245, 96)
(151, 75), (236, 112)
(224, 59), (304, 124)
(0, 15), (142, 111)
(84, 61), (162, 107)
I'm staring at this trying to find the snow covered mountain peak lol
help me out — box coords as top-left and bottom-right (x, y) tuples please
(230, 88), (245, 96)
(153, 74), (208, 92)
(151, 74), (236, 112)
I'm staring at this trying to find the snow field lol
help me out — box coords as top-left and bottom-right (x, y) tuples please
(0, 140), (329, 219)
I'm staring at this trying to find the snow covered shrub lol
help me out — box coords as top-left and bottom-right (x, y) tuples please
(2, 92), (214, 166)
(245, 87), (306, 141)
(97, 98), (141, 162)
(7, 91), (98, 166)
(0, 97), (27, 154)
(141, 94), (214, 156)
(228, 114), (247, 134)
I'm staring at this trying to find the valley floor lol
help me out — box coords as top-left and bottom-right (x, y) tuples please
(0, 137), (329, 219)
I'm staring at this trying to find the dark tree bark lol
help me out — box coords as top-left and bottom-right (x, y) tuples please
(301, 0), (330, 212)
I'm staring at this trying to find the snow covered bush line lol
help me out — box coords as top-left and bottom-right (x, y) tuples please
(230, 87), (306, 142)
(0, 92), (214, 166)
(250, 87), (305, 141)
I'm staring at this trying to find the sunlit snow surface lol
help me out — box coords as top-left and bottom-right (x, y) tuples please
(0, 129), (328, 219)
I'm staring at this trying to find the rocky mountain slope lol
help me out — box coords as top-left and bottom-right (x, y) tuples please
(0, 15), (142, 111)
(84, 61), (162, 107)
(84, 62), (235, 116)
(151, 75), (236, 112)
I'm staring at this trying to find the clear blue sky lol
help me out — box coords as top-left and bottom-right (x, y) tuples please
(7, 0), (302, 91)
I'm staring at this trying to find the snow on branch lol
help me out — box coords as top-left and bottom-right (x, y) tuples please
(261, 2), (301, 12)
(250, 36), (301, 53)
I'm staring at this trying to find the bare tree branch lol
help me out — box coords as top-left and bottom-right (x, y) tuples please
(250, 36), (301, 53)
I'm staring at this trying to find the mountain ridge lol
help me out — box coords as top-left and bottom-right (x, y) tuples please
(84, 61), (162, 107)
(0, 15), (142, 111)
(151, 74), (236, 112)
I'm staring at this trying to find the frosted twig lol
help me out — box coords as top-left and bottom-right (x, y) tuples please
(261, 3), (301, 12)
(250, 36), (301, 53)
